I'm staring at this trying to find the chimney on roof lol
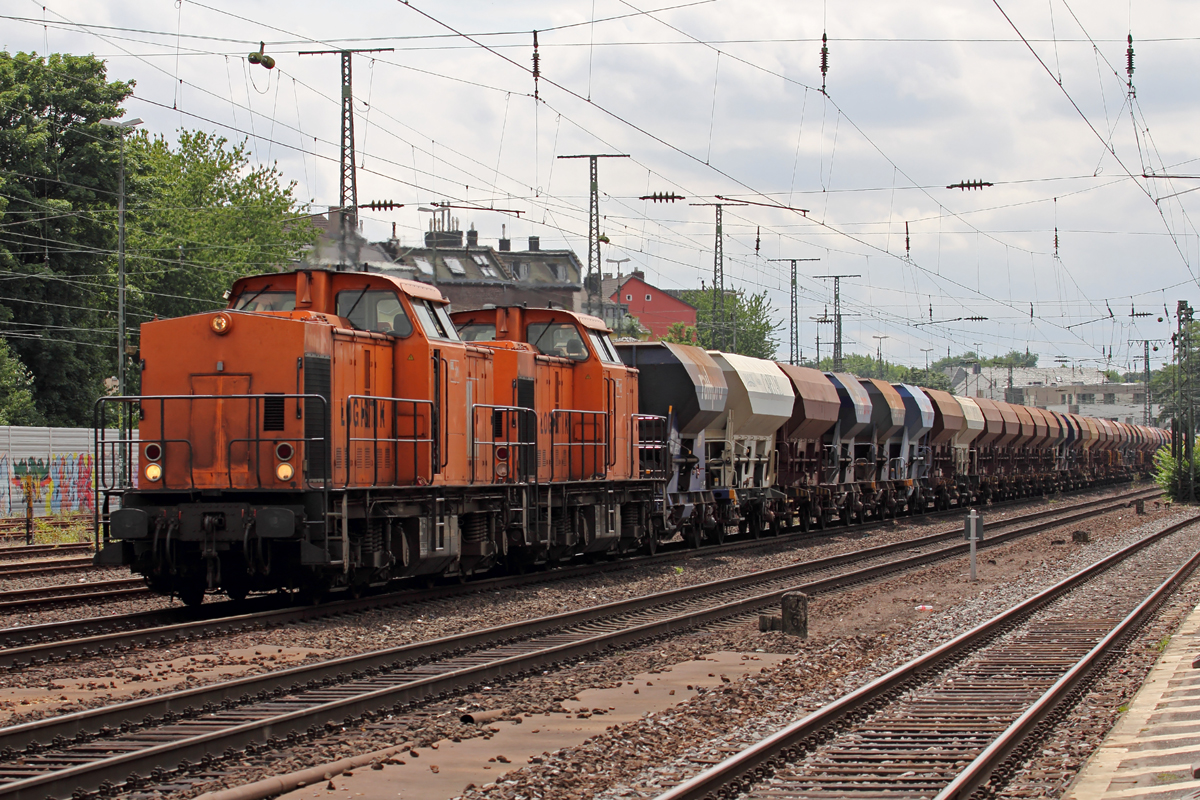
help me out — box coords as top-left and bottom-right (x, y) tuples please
(466, 226), (478, 247)
(631, 269), (645, 281)
(528, 235), (540, 251)
(499, 223), (510, 252)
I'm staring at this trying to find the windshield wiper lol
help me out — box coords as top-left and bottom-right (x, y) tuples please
(531, 318), (559, 353)
(341, 287), (371, 330)
(236, 284), (272, 310)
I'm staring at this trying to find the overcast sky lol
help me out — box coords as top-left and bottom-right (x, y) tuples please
(6, 0), (1200, 372)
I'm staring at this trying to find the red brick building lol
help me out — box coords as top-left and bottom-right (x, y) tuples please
(608, 272), (696, 340)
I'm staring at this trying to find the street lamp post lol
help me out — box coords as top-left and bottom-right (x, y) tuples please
(99, 118), (143, 400)
(605, 257), (630, 328)
(872, 335), (890, 379)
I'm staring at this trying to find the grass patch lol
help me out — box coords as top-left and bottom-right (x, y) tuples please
(1155, 635), (1172, 653)
(1117, 704), (1130, 713)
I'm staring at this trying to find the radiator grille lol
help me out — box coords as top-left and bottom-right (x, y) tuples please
(263, 394), (285, 431)
(304, 355), (331, 479)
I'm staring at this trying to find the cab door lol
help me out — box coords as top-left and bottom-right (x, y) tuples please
(190, 374), (252, 487)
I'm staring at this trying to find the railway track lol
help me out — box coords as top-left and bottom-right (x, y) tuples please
(651, 517), (1200, 800)
(0, 485), (1149, 618)
(0, 580), (147, 614)
(0, 543), (91, 562)
(0, 487), (1159, 666)
(0, 489), (1166, 800)
(0, 556), (96, 579)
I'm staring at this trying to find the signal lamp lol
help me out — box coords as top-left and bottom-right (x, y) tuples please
(144, 443), (162, 461)
(211, 313), (232, 335)
(145, 463), (163, 482)
(276, 462), (295, 481)
(495, 446), (510, 462)
(275, 442), (294, 461)
(495, 462), (509, 479)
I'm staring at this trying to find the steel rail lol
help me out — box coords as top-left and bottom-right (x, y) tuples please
(0, 489), (1154, 668)
(0, 544), (91, 561)
(0, 580), (148, 614)
(650, 513), (1200, 800)
(933, 533), (1200, 799)
(0, 557), (95, 577)
(0, 495), (1170, 799)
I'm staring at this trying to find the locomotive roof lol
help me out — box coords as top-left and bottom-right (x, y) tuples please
(230, 268), (448, 303)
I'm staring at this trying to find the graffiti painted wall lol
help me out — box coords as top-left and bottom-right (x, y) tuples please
(0, 427), (117, 517)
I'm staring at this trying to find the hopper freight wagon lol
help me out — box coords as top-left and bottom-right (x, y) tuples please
(621, 341), (1167, 534)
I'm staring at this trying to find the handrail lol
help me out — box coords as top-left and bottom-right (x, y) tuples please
(343, 394), (434, 488)
(93, 393), (331, 545)
(469, 404), (538, 485)
(632, 414), (669, 480)
(549, 408), (608, 481)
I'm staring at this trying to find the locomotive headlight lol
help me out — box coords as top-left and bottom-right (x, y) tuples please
(276, 462), (295, 481)
(495, 461), (509, 478)
(210, 313), (232, 335)
(144, 463), (163, 482)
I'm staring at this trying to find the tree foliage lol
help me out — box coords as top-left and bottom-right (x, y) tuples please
(0, 339), (41, 426)
(125, 130), (316, 321)
(679, 289), (780, 360)
(0, 51), (132, 425)
(815, 354), (951, 391)
(0, 52), (315, 424)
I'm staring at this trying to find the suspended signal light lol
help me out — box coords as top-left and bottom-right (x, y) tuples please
(639, 192), (685, 203)
(946, 179), (994, 191)
(247, 41), (275, 70)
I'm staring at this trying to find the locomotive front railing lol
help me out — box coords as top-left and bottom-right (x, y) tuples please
(469, 404), (538, 485)
(94, 393), (331, 543)
(549, 408), (609, 481)
(633, 414), (669, 479)
(343, 395), (434, 488)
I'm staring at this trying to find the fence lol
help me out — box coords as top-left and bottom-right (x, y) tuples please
(0, 426), (132, 517)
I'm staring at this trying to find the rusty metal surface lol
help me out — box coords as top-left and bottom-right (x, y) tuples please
(775, 364), (839, 442)
(859, 378), (906, 444)
(924, 388), (964, 445)
(970, 397), (1006, 448)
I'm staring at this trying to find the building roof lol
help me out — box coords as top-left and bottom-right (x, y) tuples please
(493, 246), (583, 287)
(952, 365), (1110, 392)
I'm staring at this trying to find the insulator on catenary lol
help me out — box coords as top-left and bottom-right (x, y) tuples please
(1127, 33), (1135, 81)
(820, 32), (829, 92)
(532, 31), (541, 100)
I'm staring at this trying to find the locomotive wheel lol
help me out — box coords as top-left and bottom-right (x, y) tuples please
(687, 524), (704, 549)
(816, 510), (827, 531)
(642, 534), (658, 556)
(799, 511), (811, 533)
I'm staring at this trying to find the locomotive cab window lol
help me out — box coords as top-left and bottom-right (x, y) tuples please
(411, 299), (461, 341)
(456, 322), (496, 342)
(336, 289), (413, 336)
(528, 322), (589, 361)
(234, 288), (296, 312)
(589, 331), (621, 364)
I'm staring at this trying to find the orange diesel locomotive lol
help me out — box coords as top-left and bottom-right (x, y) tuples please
(94, 269), (661, 605)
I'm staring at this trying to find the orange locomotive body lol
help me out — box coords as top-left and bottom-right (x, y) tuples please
(95, 269), (662, 604)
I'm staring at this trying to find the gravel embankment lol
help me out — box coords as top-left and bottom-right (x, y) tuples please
(163, 498), (1182, 799)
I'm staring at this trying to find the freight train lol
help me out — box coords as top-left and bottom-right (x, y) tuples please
(92, 268), (1167, 605)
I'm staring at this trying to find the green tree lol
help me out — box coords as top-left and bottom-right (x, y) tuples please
(0, 339), (41, 425)
(125, 130), (316, 321)
(680, 289), (780, 359)
(660, 321), (699, 345)
(0, 51), (133, 425)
